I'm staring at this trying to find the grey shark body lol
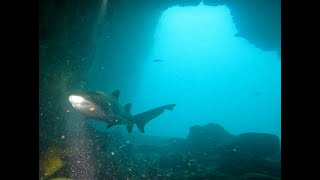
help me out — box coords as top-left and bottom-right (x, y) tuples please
(68, 90), (176, 133)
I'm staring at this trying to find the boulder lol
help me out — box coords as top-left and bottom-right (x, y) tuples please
(186, 123), (235, 153)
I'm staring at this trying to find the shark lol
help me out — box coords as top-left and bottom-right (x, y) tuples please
(68, 90), (176, 133)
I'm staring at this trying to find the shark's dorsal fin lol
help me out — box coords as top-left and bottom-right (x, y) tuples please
(112, 90), (120, 101)
(124, 103), (131, 113)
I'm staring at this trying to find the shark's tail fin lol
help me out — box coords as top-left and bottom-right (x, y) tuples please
(133, 104), (176, 133)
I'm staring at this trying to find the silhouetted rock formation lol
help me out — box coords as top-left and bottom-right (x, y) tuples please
(187, 123), (235, 153)
(216, 132), (281, 176)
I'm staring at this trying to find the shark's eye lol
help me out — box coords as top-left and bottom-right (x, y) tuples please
(80, 102), (87, 106)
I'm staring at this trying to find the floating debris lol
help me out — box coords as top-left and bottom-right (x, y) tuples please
(153, 59), (164, 62)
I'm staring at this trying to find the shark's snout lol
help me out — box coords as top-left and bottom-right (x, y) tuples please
(69, 95), (85, 104)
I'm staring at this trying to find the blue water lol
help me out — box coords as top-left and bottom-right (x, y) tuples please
(88, 4), (280, 139)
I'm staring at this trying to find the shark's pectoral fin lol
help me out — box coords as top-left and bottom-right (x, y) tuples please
(133, 104), (176, 133)
(126, 124), (134, 133)
(107, 123), (115, 128)
(106, 117), (120, 128)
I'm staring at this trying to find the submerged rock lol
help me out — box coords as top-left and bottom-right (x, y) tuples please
(186, 123), (234, 153)
(40, 147), (66, 179)
(232, 133), (280, 159)
(240, 172), (280, 180)
(216, 132), (281, 177)
(159, 153), (185, 170)
(167, 138), (188, 153)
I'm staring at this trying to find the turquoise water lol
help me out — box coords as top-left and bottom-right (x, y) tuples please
(87, 4), (280, 139)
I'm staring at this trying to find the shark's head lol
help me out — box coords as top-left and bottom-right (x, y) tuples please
(68, 94), (107, 119)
